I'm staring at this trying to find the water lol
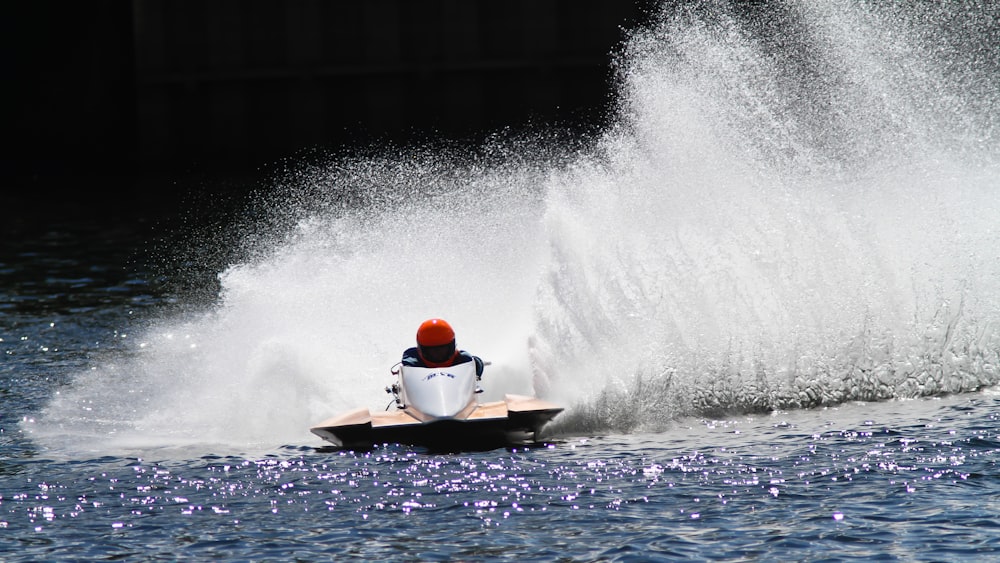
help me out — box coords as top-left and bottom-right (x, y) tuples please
(4, 0), (1000, 559)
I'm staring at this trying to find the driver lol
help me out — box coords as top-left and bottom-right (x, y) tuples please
(402, 318), (484, 377)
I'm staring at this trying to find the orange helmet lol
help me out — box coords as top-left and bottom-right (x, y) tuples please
(416, 318), (455, 346)
(416, 318), (458, 366)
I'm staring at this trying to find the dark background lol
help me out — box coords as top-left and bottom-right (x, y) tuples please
(5, 0), (660, 230)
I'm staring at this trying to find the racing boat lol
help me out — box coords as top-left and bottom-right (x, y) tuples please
(310, 361), (563, 450)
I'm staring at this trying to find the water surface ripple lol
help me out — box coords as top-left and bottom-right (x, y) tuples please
(3, 396), (999, 560)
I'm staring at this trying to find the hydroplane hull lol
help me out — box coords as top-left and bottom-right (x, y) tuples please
(310, 394), (563, 450)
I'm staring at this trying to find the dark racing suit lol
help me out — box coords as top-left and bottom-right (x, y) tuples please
(401, 347), (485, 377)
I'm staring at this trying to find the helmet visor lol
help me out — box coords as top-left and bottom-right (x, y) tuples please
(419, 341), (456, 364)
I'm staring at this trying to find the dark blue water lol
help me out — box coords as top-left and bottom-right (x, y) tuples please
(5, 1), (1000, 560)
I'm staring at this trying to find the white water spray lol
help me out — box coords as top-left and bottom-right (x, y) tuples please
(30, 0), (1000, 450)
(535, 0), (1000, 431)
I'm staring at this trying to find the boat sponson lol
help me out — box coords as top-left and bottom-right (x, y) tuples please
(504, 394), (563, 430)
